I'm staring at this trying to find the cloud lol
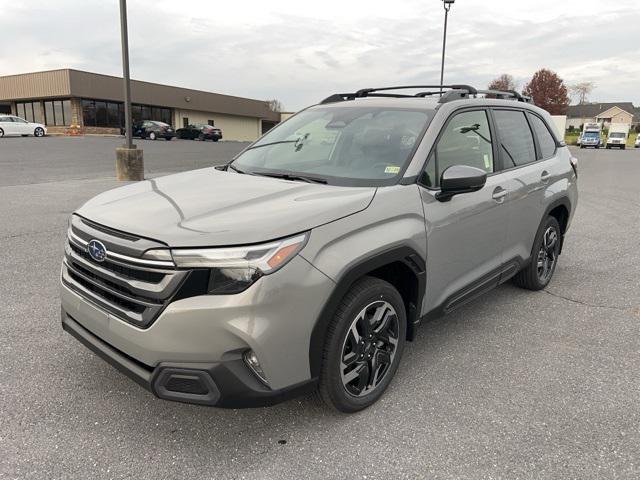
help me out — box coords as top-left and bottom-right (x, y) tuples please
(0, 0), (638, 110)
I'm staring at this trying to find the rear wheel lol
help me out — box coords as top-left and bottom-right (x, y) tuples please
(149, 131), (157, 140)
(513, 216), (561, 290)
(0, 128), (4, 137)
(318, 276), (406, 413)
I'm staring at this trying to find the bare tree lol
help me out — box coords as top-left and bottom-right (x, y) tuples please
(267, 99), (284, 112)
(488, 74), (517, 92)
(569, 82), (595, 104)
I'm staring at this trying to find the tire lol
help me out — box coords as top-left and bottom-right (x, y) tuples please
(317, 276), (406, 413)
(0, 128), (4, 137)
(34, 127), (45, 137)
(149, 131), (157, 140)
(197, 134), (204, 141)
(213, 138), (219, 142)
(606, 145), (611, 149)
(580, 145), (584, 149)
(165, 137), (172, 141)
(513, 216), (561, 291)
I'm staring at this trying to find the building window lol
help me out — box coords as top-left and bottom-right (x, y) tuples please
(208, 120), (214, 126)
(82, 99), (96, 127)
(43, 99), (72, 126)
(16, 101), (42, 123)
(63, 100), (72, 125)
(183, 117), (189, 128)
(81, 99), (172, 128)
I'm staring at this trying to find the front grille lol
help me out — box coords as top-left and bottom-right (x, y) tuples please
(62, 215), (190, 328)
(68, 269), (147, 314)
(69, 242), (164, 283)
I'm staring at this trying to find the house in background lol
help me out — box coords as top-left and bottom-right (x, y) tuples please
(566, 102), (636, 130)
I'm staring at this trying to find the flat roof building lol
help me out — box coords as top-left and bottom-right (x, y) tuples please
(0, 69), (280, 140)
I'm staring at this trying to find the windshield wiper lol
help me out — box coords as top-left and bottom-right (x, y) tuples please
(254, 172), (327, 184)
(227, 164), (246, 174)
(246, 140), (298, 151)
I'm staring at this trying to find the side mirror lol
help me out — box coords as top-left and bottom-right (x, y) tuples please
(436, 165), (487, 202)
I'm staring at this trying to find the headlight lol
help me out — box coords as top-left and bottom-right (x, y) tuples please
(168, 233), (309, 294)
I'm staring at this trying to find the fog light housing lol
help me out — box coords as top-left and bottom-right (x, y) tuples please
(243, 350), (268, 386)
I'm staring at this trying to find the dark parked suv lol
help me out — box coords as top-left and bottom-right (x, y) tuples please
(61, 84), (578, 412)
(132, 120), (175, 140)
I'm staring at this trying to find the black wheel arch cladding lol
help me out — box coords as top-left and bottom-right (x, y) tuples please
(308, 245), (425, 378)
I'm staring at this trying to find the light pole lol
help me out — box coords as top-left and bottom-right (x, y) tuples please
(115, 0), (144, 181)
(440, 0), (455, 94)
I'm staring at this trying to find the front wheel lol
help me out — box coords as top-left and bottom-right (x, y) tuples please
(318, 276), (406, 413)
(149, 131), (157, 140)
(34, 127), (45, 137)
(513, 216), (561, 290)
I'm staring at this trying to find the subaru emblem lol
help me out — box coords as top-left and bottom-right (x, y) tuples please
(87, 239), (107, 262)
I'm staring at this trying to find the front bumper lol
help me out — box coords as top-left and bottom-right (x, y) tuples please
(60, 254), (334, 407)
(61, 311), (316, 407)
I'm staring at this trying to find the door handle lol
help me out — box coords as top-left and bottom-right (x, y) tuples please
(492, 187), (507, 202)
(541, 171), (551, 183)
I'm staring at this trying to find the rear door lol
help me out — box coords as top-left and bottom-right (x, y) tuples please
(419, 108), (509, 312)
(491, 108), (556, 268)
(0, 116), (15, 135)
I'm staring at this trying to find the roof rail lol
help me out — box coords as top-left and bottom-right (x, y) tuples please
(320, 84), (534, 105)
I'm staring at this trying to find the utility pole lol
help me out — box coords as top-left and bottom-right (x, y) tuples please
(115, 0), (144, 181)
(440, 0), (455, 95)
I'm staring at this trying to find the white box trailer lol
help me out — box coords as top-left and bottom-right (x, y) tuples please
(606, 123), (630, 149)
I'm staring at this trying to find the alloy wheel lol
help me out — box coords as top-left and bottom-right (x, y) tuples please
(340, 300), (399, 397)
(537, 226), (558, 283)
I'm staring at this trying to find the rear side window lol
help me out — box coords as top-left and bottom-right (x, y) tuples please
(528, 114), (557, 159)
(0, 117), (12, 122)
(494, 110), (536, 167)
(421, 110), (494, 187)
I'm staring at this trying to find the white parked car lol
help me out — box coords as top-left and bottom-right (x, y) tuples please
(635, 134), (640, 148)
(0, 115), (47, 137)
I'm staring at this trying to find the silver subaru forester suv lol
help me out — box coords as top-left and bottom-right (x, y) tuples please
(60, 85), (578, 413)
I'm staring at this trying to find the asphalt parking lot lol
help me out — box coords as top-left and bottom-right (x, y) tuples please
(1, 138), (639, 479)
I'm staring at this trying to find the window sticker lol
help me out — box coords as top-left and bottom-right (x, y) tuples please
(384, 166), (401, 174)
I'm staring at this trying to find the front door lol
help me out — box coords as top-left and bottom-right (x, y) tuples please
(12, 116), (31, 134)
(418, 109), (508, 313)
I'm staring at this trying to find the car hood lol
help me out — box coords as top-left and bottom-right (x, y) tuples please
(76, 168), (376, 247)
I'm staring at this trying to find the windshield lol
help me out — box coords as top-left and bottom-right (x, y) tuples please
(231, 106), (432, 186)
(609, 132), (626, 138)
(584, 132), (599, 138)
(152, 121), (170, 127)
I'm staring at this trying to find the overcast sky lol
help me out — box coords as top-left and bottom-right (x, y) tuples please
(1, 0), (638, 110)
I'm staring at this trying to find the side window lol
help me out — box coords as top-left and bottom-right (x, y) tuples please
(528, 114), (557, 159)
(493, 110), (536, 167)
(0, 117), (12, 122)
(420, 110), (494, 187)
